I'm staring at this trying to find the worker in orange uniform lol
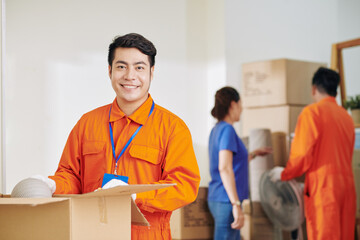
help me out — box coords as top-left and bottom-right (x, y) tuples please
(35, 33), (200, 239)
(269, 67), (356, 240)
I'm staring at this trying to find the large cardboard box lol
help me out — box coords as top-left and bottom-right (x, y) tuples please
(353, 149), (360, 218)
(170, 187), (214, 240)
(242, 105), (304, 136)
(246, 201), (307, 240)
(241, 199), (251, 240)
(241, 58), (325, 108)
(272, 132), (288, 167)
(250, 201), (275, 239)
(0, 184), (173, 240)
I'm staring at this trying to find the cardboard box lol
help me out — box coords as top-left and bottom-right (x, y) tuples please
(245, 201), (307, 240)
(242, 201), (273, 240)
(247, 201), (274, 239)
(241, 58), (325, 108)
(242, 105), (304, 136)
(0, 184), (173, 240)
(272, 132), (288, 167)
(170, 187), (214, 240)
(353, 149), (360, 218)
(241, 199), (251, 240)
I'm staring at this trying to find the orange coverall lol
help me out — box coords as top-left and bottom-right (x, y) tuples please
(281, 97), (356, 240)
(49, 95), (201, 240)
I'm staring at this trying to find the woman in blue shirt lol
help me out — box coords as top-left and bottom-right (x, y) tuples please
(208, 87), (271, 240)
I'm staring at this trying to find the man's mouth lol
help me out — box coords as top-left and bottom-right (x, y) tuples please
(121, 84), (138, 89)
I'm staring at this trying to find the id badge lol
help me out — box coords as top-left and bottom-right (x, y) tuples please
(101, 173), (129, 187)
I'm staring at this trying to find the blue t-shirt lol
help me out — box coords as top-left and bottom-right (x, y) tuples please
(208, 121), (249, 202)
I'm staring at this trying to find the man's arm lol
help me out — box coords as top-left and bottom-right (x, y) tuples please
(281, 107), (320, 181)
(49, 123), (82, 194)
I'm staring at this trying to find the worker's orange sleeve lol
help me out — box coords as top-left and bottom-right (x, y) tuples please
(281, 107), (319, 181)
(48, 123), (83, 193)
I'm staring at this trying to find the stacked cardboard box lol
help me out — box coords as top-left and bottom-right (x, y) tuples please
(241, 59), (325, 108)
(242, 58), (326, 168)
(170, 187), (214, 240)
(240, 200), (252, 240)
(242, 199), (308, 240)
(241, 58), (325, 239)
(353, 149), (360, 218)
(242, 58), (326, 136)
(242, 106), (303, 137)
(241, 199), (273, 240)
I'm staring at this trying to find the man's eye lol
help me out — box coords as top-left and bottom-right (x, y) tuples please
(136, 66), (144, 70)
(117, 65), (126, 69)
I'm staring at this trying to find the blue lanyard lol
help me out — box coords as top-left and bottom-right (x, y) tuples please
(109, 101), (155, 174)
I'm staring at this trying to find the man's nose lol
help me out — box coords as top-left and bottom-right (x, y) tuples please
(125, 67), (136, 80)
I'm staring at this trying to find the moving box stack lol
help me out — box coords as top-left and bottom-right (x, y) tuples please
(353, 149), (360, 220)
(241, 58), (326, 240)
(170, 187), (214, 240)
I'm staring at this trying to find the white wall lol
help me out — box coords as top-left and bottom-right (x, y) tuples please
(4, 0), (225, 192)
(3, 0), (359, 193)
(338, 0), (360, 98)
(225, 0), (360, 135)
(224, 0), (338, 96)
(0, 0), (3, 193)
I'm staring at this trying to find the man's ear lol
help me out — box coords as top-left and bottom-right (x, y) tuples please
(108, 65), (112, 78)
(150, 66), (154, 81)
(311, 85), (317, 96)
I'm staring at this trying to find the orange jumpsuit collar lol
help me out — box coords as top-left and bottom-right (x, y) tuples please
(109, 94), (154, 125)
(319, 96), (336, 104)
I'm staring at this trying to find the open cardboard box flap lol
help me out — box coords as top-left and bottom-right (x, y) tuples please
(0, 183), (175, 226)
(70, 183), (176, 198)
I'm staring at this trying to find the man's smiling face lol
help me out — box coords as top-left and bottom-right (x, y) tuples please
(109, 47), (154, 110)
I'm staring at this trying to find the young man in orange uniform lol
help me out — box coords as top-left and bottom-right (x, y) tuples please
(270, 67), (356, 240)
(46, 33), (200, 239)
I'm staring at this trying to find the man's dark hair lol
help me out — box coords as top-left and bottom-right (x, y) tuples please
(312, 67), (340, 97)
(211, 86), (240, 121)
(108, 33), (157, 67)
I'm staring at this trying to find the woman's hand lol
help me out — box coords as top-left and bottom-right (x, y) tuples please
(231, 205), (244, 229)
(249, 147), (273, 161)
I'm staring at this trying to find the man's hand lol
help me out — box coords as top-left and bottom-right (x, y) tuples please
(101, 179), (136, 200)
(31, 175), (56, 194)
(268, 166), (284, 182)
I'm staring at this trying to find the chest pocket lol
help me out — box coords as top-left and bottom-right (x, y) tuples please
(129, 144), (163, 165)
(83, 141), (105, 155)
(82, 141), (106, 193)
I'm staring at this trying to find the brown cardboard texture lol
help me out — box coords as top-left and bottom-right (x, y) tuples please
(272, 131), (289, 167)
(0, 184), (174, 240)
(241, 200), (251, 240)
(353, 149), (360, 218)
(246, 201), (307, 240)
(242, 201), (273, 240)
(242, 105), (304, 136)
(170, 187), (214, 240)
(242, 58), (326, 108)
